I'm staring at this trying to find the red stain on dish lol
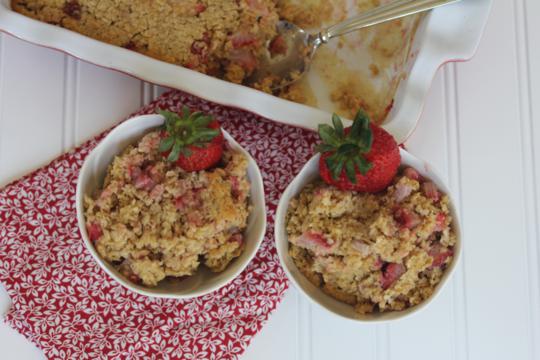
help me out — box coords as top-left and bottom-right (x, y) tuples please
(383, 99), (394, 118)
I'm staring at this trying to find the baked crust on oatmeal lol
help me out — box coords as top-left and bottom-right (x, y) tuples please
(286, 168), (456, 314)
(12, 0), (279, 83)
(83, 130), (251, 287)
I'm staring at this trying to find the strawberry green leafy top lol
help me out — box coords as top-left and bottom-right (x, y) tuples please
(316, 110), (374, 183)
(158, 107), (220, 162)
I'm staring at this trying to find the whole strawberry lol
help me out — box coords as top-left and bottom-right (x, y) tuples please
(316, 110), (400, 193)
(158, 107), (224, 172)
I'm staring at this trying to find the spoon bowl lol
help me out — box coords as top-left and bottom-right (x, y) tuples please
(246, 0), (461, 90)
(246, 21), (315, 89)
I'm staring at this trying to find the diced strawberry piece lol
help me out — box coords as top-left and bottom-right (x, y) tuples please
(63, 0), (81, 20)
(123, 41), (137, 51)
(87, 222), (102, 242)
(394, 207), (421, 229)
(97, 186), (113, 202)
(422, 181), (440, 201)
(429, 244), (453, 268)
(245, 0), (270, 15)
(373, 257), (384, 270)
(394, 182), (413, 203)
(269, 35), (287, 57)
(128, 165), (140, 180)
(175, 188), (201, 210)
(149, 184), (165, 200)
(381, 263), (406, 290)
(129, 165), (156, 191)
(230, 176), (241, 198)
(187, 212), (203, 226)
(434, 213), (447, 232)
(403, 167), (420, 181)
(147, 165), (163, 183)
(228, 233), (243, 245)
(191, 40), (207, 55)
(128, 273), (141, 284)
(133, 171), (155, 191)
(194, 2), (206, 14)
(230, 32), (259, 49)
(184, 60), (198, 69)
(175, 196), (186, 210)
(201, 31), (211, 45)
(228, 49), (258, 72)
(294, 231), (336, 256)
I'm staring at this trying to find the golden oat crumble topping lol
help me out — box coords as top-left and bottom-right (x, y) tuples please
(83, 130), (251, 287)
(286, 169), (456, 314)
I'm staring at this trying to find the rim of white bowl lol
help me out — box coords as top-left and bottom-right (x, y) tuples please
(76, 114), (267, 299)
(275, 149), (461, 323)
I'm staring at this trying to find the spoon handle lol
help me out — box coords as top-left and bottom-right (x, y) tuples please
(315, 0), (462, 44)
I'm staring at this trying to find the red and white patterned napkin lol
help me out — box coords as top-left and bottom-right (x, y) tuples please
(0, 90), (319, 359)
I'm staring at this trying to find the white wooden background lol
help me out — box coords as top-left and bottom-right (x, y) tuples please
(0, 0), (538, 358)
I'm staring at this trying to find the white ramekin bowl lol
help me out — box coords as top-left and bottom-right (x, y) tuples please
(76, 114), (266, 299)
(275, 149), (461, 322)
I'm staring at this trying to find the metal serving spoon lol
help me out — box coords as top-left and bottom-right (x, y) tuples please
(247, 0), (461, 89)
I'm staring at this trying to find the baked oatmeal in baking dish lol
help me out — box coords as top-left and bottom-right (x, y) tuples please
(83, 110), (251, 287)
(286, 168), (456, 314)
(11, 0), (421, 124)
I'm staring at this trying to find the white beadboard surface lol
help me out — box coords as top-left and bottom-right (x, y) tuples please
(0, 0), (538, 358)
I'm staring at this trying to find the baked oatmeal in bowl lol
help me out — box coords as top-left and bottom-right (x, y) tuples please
(76, 112), (266, 299)
(275, 112), (460, 321)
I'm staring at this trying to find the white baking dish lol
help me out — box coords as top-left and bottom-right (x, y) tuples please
(0, 0), (491, 144)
